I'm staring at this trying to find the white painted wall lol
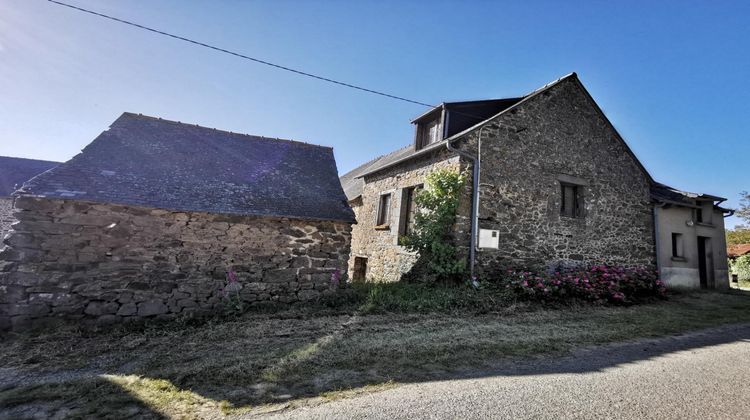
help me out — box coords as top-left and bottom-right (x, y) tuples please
(655, 204), (729, 289)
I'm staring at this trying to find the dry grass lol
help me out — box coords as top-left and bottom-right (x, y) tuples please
(2, 289), (750, 418)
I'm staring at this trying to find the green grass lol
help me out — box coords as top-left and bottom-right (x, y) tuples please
(2, 289), (750, 418)
(345, 281), (520, 313)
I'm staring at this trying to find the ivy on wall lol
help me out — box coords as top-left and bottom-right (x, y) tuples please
(401, 169), (467, 283)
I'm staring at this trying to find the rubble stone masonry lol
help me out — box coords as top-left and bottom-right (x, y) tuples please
(0, 197), (351, 331)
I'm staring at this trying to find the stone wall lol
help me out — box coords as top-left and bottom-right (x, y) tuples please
(456, 76), (655, 276)
(0, 197), (352, 331)
(348, 150), (470, 281)
(349, 76), (656, 283)
(0, 197), (14, 241)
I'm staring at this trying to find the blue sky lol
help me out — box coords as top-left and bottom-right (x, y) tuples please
(0, 0), (748, 227)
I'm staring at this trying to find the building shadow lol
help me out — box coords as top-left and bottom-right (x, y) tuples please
(3, 290), (750, 415)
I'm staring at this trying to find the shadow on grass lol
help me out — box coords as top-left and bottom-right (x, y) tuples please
(2, 288), (750, 416)
(0, 375), (168, 419)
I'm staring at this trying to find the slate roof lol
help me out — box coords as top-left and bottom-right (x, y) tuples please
(0, 156), (59, 197)
(19, 113), (355, 223)
(339, 74), (576, 200)
(339, 145), (415, 201)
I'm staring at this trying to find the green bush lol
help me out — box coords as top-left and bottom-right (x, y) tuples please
(400, 169), (467, 283)
(731, 254), (750, 282)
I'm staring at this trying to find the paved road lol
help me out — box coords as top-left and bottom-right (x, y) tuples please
(268, 324), (750, 419)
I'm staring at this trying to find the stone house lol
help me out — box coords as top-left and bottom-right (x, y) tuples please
(340, 73), (731, 288)
(0, 156), (59, 239)
(0, 113), (354, 330)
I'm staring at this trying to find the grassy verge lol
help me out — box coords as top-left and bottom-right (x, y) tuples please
(1, 288), (750, 418)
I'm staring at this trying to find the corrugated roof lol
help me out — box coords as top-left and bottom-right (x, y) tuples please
(18, 113), (355, 223)
(0, 156), (59, 197)
(650, 182), (726, 207)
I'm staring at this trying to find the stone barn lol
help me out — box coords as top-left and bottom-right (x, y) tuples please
(0, 156), (59, 239)
(0, 113), (355, 330)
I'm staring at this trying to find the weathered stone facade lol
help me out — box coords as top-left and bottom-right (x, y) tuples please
(0, 197), (351, 331)
(0, 198), (13, 241)
(461, 76), (655, 276)
(346, 75), (656, 282)
(348, 151), (471, 281)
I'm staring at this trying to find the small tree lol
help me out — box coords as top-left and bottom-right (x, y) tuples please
(726, 191), (750, 246)
(401, 169), (467, 283)
(736, 191), (750, 224)
(727, 228), (750, 246)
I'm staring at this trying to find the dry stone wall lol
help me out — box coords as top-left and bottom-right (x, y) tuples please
(0, 198), (14, 241)
(0, 197), (351, 331)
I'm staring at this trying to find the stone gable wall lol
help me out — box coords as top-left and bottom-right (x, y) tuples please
(348, 150), (471, 281)
(456, 77), (655, 276)
(0, 198), (13, 241)
(0, 197), (351, 331)
(349, 77), (655, 282)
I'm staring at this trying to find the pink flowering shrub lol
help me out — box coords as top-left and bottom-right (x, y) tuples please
(505, 265), (666, 304)
(220, 269), (245, 315)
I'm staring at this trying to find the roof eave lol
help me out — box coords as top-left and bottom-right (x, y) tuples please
(410, 104), (445, 124)
(355, 140), (450, 179)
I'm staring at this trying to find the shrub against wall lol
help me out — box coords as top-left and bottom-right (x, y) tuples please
(504, 265), (665, 304)
(731, 255), (750, 282)
(401, 169), (467, 283)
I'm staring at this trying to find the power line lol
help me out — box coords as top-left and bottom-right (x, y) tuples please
(46, 0), (500, 126)
(46, 0), (435, 108)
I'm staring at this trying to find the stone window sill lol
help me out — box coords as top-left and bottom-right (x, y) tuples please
(696, 222), (714, 228)
(374, 224), (390, 231)
(671, 256), (687, 262)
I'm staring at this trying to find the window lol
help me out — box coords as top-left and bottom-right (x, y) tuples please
(416, 117), (442, 149)
(671, 233), (684, 258)
(560, 183), (583, 218)
(399, 185), (422, 237)
(376, 193), (392, 227)
(696, 202), (712, 225)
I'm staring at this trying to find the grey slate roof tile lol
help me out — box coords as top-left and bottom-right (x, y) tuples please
(18, 113), (355, 223)
(0, 156), (59, 197)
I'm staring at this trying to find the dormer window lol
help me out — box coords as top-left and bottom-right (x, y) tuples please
(416, 116), (443, 149)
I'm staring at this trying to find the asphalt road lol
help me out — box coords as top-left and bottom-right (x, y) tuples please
(268, 324), (750, 420)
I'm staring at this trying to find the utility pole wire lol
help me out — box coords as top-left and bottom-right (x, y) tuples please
(47, 0), (436, 108)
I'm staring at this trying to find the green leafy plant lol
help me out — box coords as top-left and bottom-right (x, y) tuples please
(726, 228), (750, 246)
(730, 254), (750, 282)
(401, 168), (467, 283)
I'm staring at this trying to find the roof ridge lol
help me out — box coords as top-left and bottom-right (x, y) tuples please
(0, 155), (61, 164)
(119, 112), (333, 150)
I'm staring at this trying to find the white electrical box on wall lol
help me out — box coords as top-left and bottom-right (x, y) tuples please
(478, 229), (500, 249)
